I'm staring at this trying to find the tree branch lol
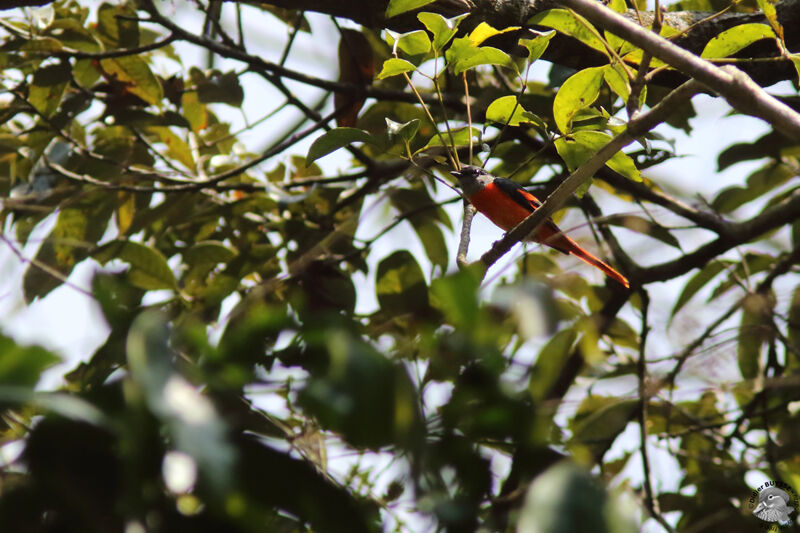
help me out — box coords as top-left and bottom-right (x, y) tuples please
(560, 0), (800, 139)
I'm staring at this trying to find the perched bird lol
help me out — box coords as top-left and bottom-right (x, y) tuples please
(451, 165), (629, 288)
(753, 487), (795, 524)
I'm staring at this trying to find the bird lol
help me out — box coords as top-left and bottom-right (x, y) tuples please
(450, 165), (629, 288)
(753, 487), (795, 524)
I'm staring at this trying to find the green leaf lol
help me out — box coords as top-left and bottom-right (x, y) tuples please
(529, 327), (577, 401)
(569, 396), (638, 459)
(385, 118), (420, 143)
(701, 23), (775, 58)
(553, 66), (604, 134)
(603, 214), (680, 248)
(306, 127), (374, 164)
(485, 95), (543, 127)
(0, 335), (60, 388)
(467, 22), (521, 46)
(394, 29), (431, 56)
(418, 12), (468, 51)
(603, 64), (630, 103)
(94, 240), (177, 291)
(447, 42), (515, 75)
(29, 62), (70, 117)
(517, 463), (637, 533)
(376, 251), (429, 316)
(738, 293), (773, 379)
(528, 9), (607, 55)
(790, 54), (800, 85)
(389, 188), (450, 269)
(788, 285), (800, 366)
(181, 90), (208, 132)
(0, 389), (108, 427)
(299, 330), (420, 449)
(183, 241), (237, 265)
(712, 163), (794, 213)
(430, 266), (484, 330)
(756, 0), (783, 37)
(127, 311), (235, 494)
(96, 2), (139, 48)
(669, 261), (729, 321)
(190, 69), (244, 107)
(421, 126), (479, 150)
(147, 126), (194, 170)
(99, 55), (163, 106)
(385, 0), (436, 18)
(23, 196), (114, 303)
(376, 57), (417, 79)
(554, 131), (641, 181)
(519, 30), (555, 63)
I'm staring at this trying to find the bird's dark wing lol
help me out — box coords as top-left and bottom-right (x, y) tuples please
(492, 178), (542, 213)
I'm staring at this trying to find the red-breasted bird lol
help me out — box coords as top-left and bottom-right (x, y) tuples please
(451, 165), (629, 288)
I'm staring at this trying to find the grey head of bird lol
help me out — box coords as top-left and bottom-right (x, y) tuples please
(449, 165), (492, 196)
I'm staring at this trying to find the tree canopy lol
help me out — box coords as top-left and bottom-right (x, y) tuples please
(1, 0), (800, 531)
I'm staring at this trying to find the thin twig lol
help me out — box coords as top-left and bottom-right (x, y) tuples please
(457, 200), (477, 268)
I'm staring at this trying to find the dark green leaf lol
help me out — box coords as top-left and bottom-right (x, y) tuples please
(127, 312), (235, 494)
(738, 293), (773, 379)
(0, 335), (60, 388)
(529, 327), (577, 401)
(670, 261), (729, 320)
(94, 240), (177, 291)
(603, 214), (680, 248)
(569, 396), (638, 460)
(299, 331), (420, 449)
(375, 250), (429, 316)
(306, 127), (374, 164)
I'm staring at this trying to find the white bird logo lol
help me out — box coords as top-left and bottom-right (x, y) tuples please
(753, 487), (795, 524)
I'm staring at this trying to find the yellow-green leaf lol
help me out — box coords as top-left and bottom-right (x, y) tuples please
(485, 95), (542, 127)
(553, 66), (604, 134)
(394, 30), (431, 56)
(528, 9), (607, 55)
(701, 23), (775, 59)
(376, 58), (417, 79)
(100, 56), (163, 106)
(467, 22), (520, 46)
(385, 0), (436, 18)
(418, 12), (468, 51)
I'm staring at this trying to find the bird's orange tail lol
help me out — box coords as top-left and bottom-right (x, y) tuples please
(567, 242), (630, 288)
(536, 225), (629, 288)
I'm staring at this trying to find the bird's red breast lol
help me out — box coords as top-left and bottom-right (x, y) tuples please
(467, 182), (538, 232)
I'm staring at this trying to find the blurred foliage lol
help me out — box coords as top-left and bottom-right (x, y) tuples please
(0, 0), (798, 532)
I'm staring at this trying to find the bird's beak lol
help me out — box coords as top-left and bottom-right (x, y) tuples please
(450, 170), (460, 178)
